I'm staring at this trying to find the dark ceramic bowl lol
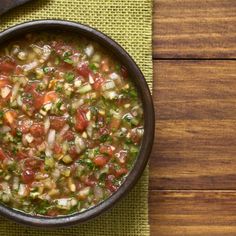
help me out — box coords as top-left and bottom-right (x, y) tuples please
(0, 20), (155, 227)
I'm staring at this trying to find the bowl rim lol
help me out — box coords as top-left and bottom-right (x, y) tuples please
(0, 19), (155, 228)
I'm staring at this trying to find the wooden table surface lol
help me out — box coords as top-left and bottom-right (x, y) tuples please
(149, 1), (236, 235)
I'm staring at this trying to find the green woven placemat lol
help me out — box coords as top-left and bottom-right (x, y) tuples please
(0, 0), (152, 235)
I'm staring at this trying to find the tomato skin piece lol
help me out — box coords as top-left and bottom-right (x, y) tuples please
(3, 110), (17, 125)
(68, 146), (78, 159)
(30, 123), (44, 137)
(75, 109), (88, 132)
(53, 143), (62, 154)
(115, 168), (128, 177)
(93, 155), (108, 167)
(77, 62), (91, 78)
(92, 75), (105, 90)
(63, 130), (75, 141)
(47, 209), (59, 217)
(105, 175), (118, 192)
(21, 169), (35, 184)
(99, 145), (114, 157)
(0, 148), (8, 160)
(0, 60), (16, 74)
(85, 175), (97, 187)
(49, 116), (67, 131)
(121, 66), (128, 78)
(16, 151), (28, 160)
(34, 95), (44, 110)
(44, 91), (58, 104)
(0, 79), (10, 88)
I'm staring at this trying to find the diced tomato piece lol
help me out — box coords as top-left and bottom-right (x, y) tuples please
(0, 79), (10, 88)
(0, 148), (8, 160)
(21, 169), (35, 184)
(44, 91), (58, 104)
(75, 109), (88, 132)
(53, 143), (62, 154)
(77, 62), (91, 78)
(49, 116), (67, 131)
(16, 151), (28, 160)
(24, 158), (43, 170)
(47, 209), (59, 217)
(68, 146), (78, 159)
(3, 110), (17, 125)
(93, 155), (108, 167)
(30, 123), (44, 137)
(110, 117), (121, 130)
(0, 59), (16, 74)
(115, 168), (128, 177)
(63, 130), (75, 141)
(105, 175), (117, 192)
(121, 66), (128, 78)
(92, 74), (105, 90)
(99, 145), (114, 157)
(34, 94), (44, 110)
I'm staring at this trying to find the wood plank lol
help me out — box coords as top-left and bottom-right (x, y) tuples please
(150, 60), (236, 190)
(153, 0), (236, 58)
(149, 190), (236, 236)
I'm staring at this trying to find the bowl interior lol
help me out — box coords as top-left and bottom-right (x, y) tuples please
(0, 20), (155, 227)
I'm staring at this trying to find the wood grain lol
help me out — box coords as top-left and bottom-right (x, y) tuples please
(149, 190), (236, 236)
(153, 0), (236, 58)
(150, 60), (236, 190)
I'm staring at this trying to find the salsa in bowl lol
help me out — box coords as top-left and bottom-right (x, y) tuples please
(0, 20), (154, 227)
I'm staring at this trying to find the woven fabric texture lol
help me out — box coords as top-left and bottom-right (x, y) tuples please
(0, 0), (152, 235)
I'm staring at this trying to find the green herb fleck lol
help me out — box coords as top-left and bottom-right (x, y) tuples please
(64, 72), (75, 83)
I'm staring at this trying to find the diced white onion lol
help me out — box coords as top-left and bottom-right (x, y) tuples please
(18, 184), (26, 196)
(72, 99), (84, 110)
(13, 177), (19, 190)
(25, 133), (34, 143)
(86, 124), (93, 138)
(74, 79), (82, 88)
(109, 72), (120, 80)
(47, 129), (56, 148)
(58, 124), (70, 137)
(104, 91), (118, 99)
(10, 83), (20, 102)
(22, 60), (38, 72)
(75, 136), (85, 153)
(1, 86), (11, 99)
(45, 147), (53, 157)
(102, 80), (115, 91)
(84, 44), (94, 57)
(44, 117), (50, 134)
(88, 74), (94, 84)
(44, 103), (52, 111)
(17, 95), (23, 106)
(86, 110), (91, 121)
(41, 45), (51, 62)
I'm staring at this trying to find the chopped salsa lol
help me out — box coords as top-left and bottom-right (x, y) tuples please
(0, 32), (144, 216)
